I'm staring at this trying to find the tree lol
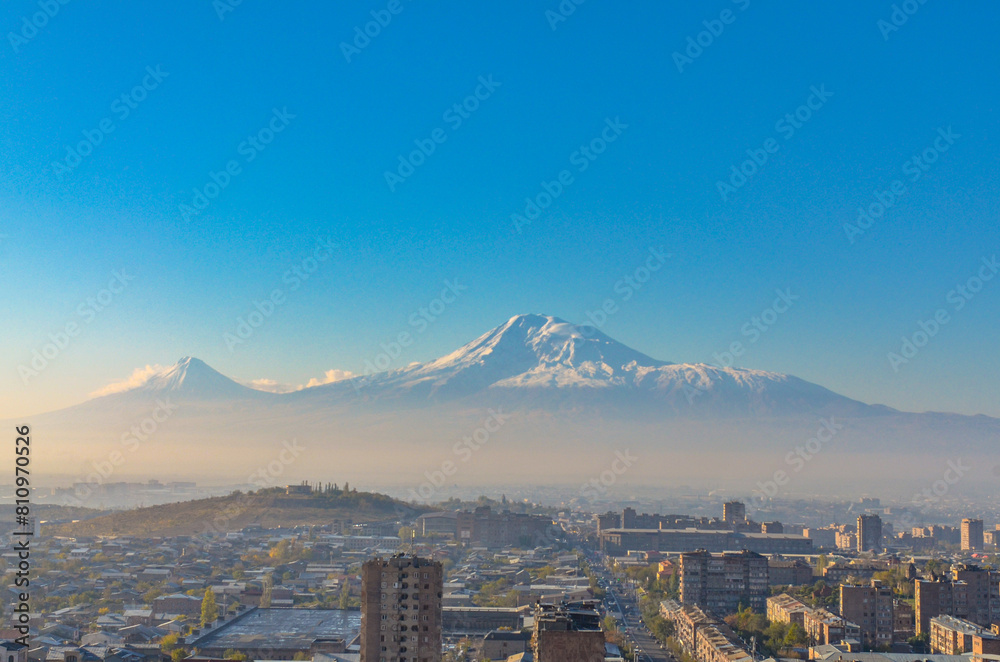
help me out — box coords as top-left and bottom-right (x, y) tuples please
(201, 588), (219, 626)
(161, 633), (180, 653)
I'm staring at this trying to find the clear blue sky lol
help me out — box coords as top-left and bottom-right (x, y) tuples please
(2, 1), (998, 417)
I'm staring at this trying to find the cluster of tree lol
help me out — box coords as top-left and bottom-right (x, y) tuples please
(472, 578), (519, 608)
(872, 567), (916, 598)
(725, 606), (810, 656)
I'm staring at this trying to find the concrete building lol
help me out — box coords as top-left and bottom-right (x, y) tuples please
(660, 600), (751, 662)
(723, 502), (746, 525)
(858, 514), (882, 553)
(803, 608), (861, 646)
(480, 630), (531, 660)
(599, 528), (812, 555)
(839, 580), (894, 649)
(962, 519), (985, 551)
(916, 565), (1000, 635)
(531, 602), (605, 662)
(930, 615), (984, 654)
(768, 558), (814, 586)
(767, 594), (810, 626)
(359, 555), (443, 662)
(187, 608), (358, 659)
(680, 550), (769, 615)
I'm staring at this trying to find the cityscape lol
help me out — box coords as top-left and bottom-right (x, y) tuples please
(3, 2), (999, 662)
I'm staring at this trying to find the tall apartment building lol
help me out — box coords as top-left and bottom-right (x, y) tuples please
(839, 580), (894, 648)
(962, 519), (985, 551)
(915, 565), (1000, 635)
(858, 514), (883, 552)
(723, 501), (746, 525)
(680, 550), (769, 615)
(531, 601), (605, 662)
(360, 555), (443, 662)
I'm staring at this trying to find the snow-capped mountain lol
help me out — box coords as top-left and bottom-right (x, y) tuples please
(297, 314), (877, 417)
(103, 357), (268, 401)
(18, 314), (998, 491)
(81, 314), (889, 417)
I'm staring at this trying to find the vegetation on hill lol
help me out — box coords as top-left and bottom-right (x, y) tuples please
(46, 486), (430, 537)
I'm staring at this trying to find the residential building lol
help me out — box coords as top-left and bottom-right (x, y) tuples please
(723, 502), (746, 525)
(680, 550), (769, 615)
(531, 601), (605, 662)
(930, 615), (984, 654)
(839, 580), (893, 648)
(858, 515), (882, 553)
(962, 519), (985, 551)
(767, 594), (810, 627)
(359, 555), (443, 662)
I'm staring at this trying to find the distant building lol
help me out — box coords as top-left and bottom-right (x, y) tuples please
(285, 484), (311, 496)
(359, 554), (443, 662)
(599, 528), (811, 555)
(723, 502), (746, 525)
(858, 514), (882, 552)
(761, 521), (784, 534)
(680, 550), (769, 615)
(962, 519), (984, 551)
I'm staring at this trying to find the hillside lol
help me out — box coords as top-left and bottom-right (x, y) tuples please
(46, 488), (430, 537)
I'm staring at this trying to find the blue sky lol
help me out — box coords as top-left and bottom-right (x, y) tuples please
(1, 1), (998, 418)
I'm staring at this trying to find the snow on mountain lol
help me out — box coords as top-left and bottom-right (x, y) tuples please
(84, 314), (883, 417)
(93, 356), (268, 401)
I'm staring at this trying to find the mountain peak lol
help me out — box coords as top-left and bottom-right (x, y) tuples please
(92, 356), (262, 401)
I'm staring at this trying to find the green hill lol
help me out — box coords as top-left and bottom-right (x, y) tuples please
(47, 487), (428, 537)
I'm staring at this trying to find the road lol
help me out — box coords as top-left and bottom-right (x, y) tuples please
(588, 553), (676, 662)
